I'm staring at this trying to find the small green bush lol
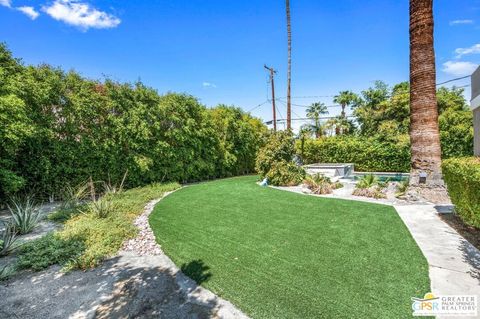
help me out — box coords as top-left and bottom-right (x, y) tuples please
(16, 233), (85, 271)
(256, 131), (296, 177)
(442, 157), (480, 228)
(266, 161), (305, 186)
(48, 206), (84, 223)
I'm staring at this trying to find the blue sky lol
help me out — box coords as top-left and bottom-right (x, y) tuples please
(1, 0), (479, 128)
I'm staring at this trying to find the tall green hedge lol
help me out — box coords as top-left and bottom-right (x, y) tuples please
(0, 44), (267, 202)
(297, 136), (411, 172)
(442, 157), (480, 228)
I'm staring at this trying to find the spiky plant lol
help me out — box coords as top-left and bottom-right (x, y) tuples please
(0, 265), (16, 281)
(88, 198), (116, 219)
(7, 196), (41, 234)
(356, 174), (379, 189)
(0, 221), (18, 256)
(61, 182), (89, 211)
(396, 179), (410, 198)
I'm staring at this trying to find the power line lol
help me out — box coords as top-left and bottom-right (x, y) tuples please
(247, 100), (269, 113)
(437, 75), (470, 86)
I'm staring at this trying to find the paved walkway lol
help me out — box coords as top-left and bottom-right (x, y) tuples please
(395, 205), (480, 294)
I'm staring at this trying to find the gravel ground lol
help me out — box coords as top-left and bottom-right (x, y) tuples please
(0, 192), (249, 319)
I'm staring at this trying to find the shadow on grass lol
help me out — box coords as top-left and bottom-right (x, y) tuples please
(181, 259), (212, 285)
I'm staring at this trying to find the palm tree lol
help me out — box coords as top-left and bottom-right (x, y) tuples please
(326, 116), (354, 136)
(286, 0), (292, 130)
(306, 102), (328, 138)
(409, 0), (443, 187)
(333, 90), (359, 119)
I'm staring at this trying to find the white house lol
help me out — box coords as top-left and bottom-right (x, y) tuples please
(472, 67), (480, 156)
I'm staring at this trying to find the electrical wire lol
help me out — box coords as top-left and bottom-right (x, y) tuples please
(437, 75), (471, 86)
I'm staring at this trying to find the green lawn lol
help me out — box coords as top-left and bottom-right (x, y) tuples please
(150, 176), (429, 318)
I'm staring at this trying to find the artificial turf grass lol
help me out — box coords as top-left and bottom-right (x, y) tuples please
(150, 176), (430, 318)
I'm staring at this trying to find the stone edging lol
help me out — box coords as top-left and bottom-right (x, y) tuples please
(121, 189), (250, 319)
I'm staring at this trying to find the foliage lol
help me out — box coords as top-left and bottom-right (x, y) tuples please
(255, 131), (296, 177)
(265, 161), (305, 186)
(0, 221), (17, 256)
(356, 174), (379, 189)
(209, 105), (268, 177)
(439, 108), (474, 158)
(7, 196), (41, 234)
(48, 182), (89, 223)
(442, 158), (480, 228)
(299, 136), (411, 172)
(305, 102), (328, 138)
(16, 233), (85, 271)
(0, 265), (16, 281)
(86, 197), (116, 219)
(16, 182), (180, 271)
(303, 174), (341, 195)
(0, 44), (267, 203)
(353, 174), (386, 199)
(395, 179), (410, 198)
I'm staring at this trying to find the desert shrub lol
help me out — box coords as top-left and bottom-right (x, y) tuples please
(395, 179), (410, 198)
(0, 221), (18, 256)
(48, 182), (89, 223)
(353, 174), (386, 199)
(16, 182), (179, 271)
(442, 157), (480, 228)
(256, 131), (296, 177)
(266, 161), (306, 186)
(356, 174), (379, 189)
(16, 233), (85, 271)
(299, 136), (411, 173)
(60, 182), (179, 269)
(7, 196), (41, 234)
(304, 174), (342, 195)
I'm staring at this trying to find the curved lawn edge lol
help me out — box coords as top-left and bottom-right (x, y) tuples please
(125, 190), (250, 319)
(150, 176), (431, 318)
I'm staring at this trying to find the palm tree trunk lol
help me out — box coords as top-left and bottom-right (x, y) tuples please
(409, 0), (443, 186)
(286, 0), (292, 130)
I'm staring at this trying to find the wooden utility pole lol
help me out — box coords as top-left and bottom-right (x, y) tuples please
(286, 0), (292, 130)
(264, 65), (277, 132)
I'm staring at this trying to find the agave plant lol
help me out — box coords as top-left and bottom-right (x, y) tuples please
(0, 221), (18, 256)
(88, 198), (116, 219)
(7, 196), (41, 234)
(356, 174), (379, 189)
(0, 265), (16, 281)
(61, 182), (89, 211)
(103, 170), (128, 195)
(395, 179), (410, 198)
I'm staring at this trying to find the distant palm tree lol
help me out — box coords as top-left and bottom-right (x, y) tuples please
(306, 102), (328, 138)
(326, 116), (354, 136)
(286, 0), (292, 130)
(409, 0), (443, 187)
(333, 90), (359, 119)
